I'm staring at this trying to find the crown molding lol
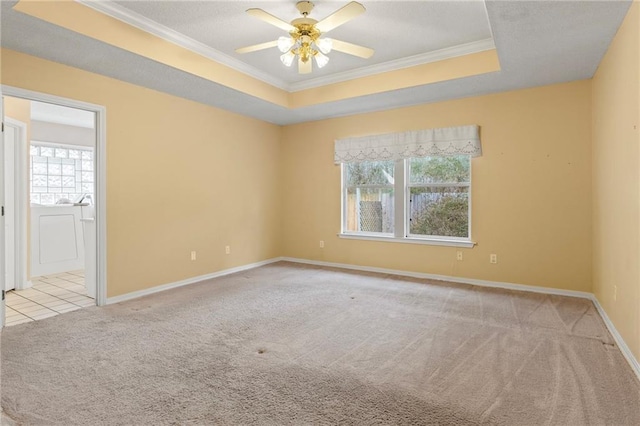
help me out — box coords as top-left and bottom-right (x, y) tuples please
(288, 38), (496, 92)
(75, 0), (290, 90)
(74, 1), (494, 95)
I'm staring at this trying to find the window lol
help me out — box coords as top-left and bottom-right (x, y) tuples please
(408, 156), (470, 239)
(342, 155), (472, 245)
(30, 142), (94, 205)
(336, 125), (481, 246)
(344, 161), (395, 234)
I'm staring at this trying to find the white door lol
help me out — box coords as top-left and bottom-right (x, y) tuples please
(1, 96), (7, 328)
(4, 124), (16, 291)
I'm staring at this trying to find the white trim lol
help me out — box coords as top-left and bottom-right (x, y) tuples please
(281, 257), (592, 298)
(280, 256), (640, 380)
(3, 118), (30, 290)
(73, 1), (494, 93)
(2, 85), (108, 307)
(340, 156), (474, 246)
(75, 0), (289, 91)
(71, 247), (640, 380)
(106, 258), (282, 305)
(94, 98), (107, 307)
(338, 233), (476, 248)
(1, 91), (5, 328)
(590, 296), (640, 381)
(289, 39), (496, 92)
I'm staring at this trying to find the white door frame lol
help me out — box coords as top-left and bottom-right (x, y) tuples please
(1, 96), (6, 328)
(4, 117), (30, 291)
(1, 86), (108, 306)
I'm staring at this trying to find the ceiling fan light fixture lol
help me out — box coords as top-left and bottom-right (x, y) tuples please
(277, 36), (295, 53)
(314, 51), (330, 68)
(280, 51), (295, 67)
(316, 38), (333, 54)
(237, 1), (373, 75)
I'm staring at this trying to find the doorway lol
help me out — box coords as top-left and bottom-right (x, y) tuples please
(1, 87), (107, 328)
(3, 117), (28, 294)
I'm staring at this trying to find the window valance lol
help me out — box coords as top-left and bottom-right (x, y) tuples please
(334, 125), (482, 164)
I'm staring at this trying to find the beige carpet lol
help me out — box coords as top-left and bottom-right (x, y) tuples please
(1, 262), (639, 425)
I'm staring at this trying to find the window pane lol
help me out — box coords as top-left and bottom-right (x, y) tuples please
(33, 163), (47, 174)
(409, 156), (470, 184)
(48, 175), (61, 187)
(40, 147), (53, 157)
(62, 164), (75, 176)
(409, 187), (469, 238)
(33, 175), (47, 187)
(48, 163), (61, 175)
(346, 188), (394, 233)
(346, 161), (394, 186)
(40, 194), (54, 204)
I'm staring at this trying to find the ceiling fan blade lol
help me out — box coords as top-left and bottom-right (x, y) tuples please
(246, 8), (295, 32)
(235, 40), (279, 54)
(298, 57), (312, 74)
(330, 39), (374, 59)
(316, 1), (365, 33)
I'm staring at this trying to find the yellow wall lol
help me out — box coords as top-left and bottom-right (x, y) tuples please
(4, 3), (639, 366)
(592, 1), (640, 359)
(0, 51), (597, 300)
(282, 81), (593, 292)
(3, 97), (32, 281)
(1, 48), (282, 298)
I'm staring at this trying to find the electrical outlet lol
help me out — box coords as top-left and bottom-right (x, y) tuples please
(614, 285), (617, 302)
(190, 251), (196, 261)
(456, 251), (463, 261)
(490, 254), (497, 264)
(319, 240), (325, 248)
(225, 246), (231, 255)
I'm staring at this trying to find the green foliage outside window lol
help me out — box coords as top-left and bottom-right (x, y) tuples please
(344, 156), (470, 239)
(409, 156), (470, 238)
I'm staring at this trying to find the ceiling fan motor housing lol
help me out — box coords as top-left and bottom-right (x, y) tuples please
(296, 1), (315, 16)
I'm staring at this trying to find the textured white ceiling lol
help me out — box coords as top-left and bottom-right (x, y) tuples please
(111, 1), (493, 85)
(0, 1), (633, 125)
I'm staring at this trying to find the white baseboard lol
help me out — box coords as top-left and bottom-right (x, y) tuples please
(281, 256), (640, 380)
(103, 255), (639, 380)
(280, 257), (593, 299)
(590, 296), (640, 381)
(106, 258), (282, 305)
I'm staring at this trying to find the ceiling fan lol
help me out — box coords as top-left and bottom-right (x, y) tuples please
(235, 1), (374, 74)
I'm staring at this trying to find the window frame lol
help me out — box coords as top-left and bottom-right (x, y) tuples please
(340, 157), (475, 248)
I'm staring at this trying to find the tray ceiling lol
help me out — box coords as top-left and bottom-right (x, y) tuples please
(110, 1), (494, 88)
(0, 1), (633, 125)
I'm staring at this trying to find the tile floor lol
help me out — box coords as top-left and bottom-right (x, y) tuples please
(5, 270), (94, 326)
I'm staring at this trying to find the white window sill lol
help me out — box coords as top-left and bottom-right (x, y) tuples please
(338, 233), (476, 248)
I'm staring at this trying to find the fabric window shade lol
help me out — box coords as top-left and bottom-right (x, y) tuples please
(334, 125), (481, 164)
